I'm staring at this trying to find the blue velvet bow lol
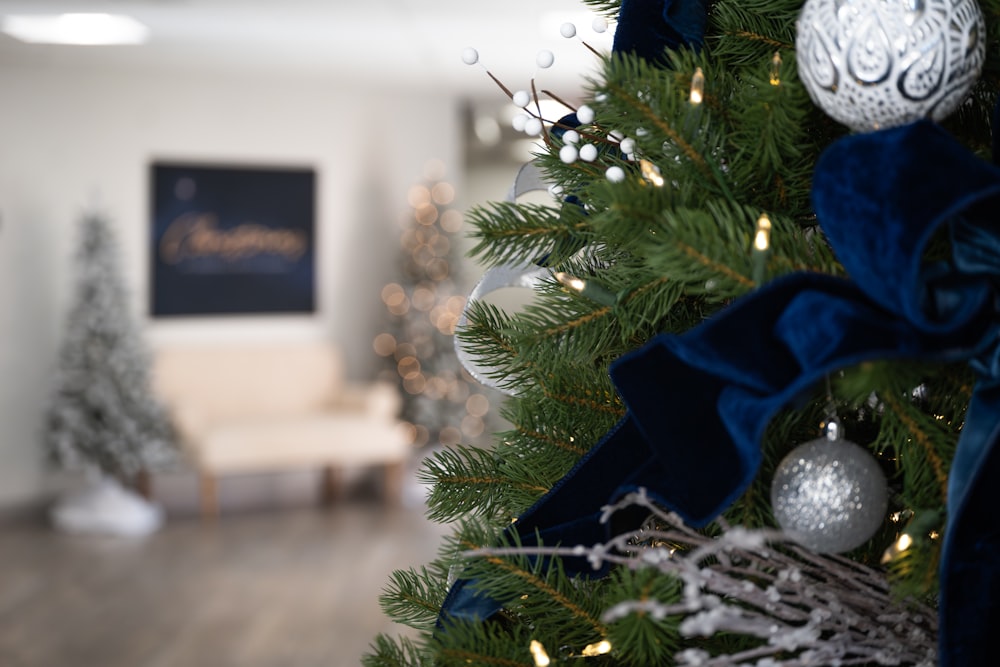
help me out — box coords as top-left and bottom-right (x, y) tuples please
(614, 121), (1000, 667)
(613, 0), (708, 59)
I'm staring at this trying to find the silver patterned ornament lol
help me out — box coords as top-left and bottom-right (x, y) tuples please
(796, 0), (986, 132)
(771, 421), (888, 553)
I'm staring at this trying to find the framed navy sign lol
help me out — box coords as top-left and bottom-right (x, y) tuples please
(150, 162), (316, 316)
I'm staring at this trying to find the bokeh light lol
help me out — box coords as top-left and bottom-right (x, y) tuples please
(372, 333), (397, 357)
(431, 181), (456, 205)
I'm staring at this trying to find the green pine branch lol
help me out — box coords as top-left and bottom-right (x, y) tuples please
(420, 443), (534, 524)
(363, 634), (430, 667)
(379, 563), (452, 631)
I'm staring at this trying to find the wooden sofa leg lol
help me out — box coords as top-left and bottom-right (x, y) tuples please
(200, 473), (219, 519)
(383, 462), (404, 506)
(321, 465), (342, 505)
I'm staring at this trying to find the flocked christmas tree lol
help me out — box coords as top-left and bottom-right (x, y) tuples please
(47, 213), (175, 484)
(368, 0), (1000, 664)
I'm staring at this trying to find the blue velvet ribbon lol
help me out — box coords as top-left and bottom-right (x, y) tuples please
(614, 123), (1000, 667)
(440, 1), (1000, 663)
(613, 0), (708, 58)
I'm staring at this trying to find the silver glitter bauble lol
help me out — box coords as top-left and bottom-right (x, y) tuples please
(771, 436), (888, 553)
(796, 0), (986, 132)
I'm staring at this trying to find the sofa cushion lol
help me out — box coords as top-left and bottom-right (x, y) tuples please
(153, 341), (343, 422)
(194, 414), (410, 472)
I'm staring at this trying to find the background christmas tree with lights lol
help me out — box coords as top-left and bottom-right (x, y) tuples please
(367, 0), (1000, 664)
(375, 166), (497, 451)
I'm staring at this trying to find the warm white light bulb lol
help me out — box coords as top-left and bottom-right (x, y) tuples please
(897, 533), (914, 551)
(582, 640), (613, 656)
(554, 272), (587, 293)
(529, 639), (551, 666)
(690, 67), (705, 105)
(754, 214), (772, 251)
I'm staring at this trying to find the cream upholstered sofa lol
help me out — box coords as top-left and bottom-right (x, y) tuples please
(151, 341), (409, 516)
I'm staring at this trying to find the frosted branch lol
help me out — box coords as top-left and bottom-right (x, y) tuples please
(466, 489), (937, 666)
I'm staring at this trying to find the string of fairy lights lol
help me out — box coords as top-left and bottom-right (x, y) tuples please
(374, 165), (494, 449)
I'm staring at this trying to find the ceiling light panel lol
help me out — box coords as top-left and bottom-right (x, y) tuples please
(1, 13), (150, 45)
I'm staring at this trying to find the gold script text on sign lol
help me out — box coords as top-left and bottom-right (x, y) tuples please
(159, 212), (307, 264)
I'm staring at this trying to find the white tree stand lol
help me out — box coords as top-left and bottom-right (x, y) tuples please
(51, 474), (164, 537)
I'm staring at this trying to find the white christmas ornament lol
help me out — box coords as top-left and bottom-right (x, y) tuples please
(577, 104), (595, 124)
(524, 117), (544, 136)
(559, 145), (579, 164)
(560, 22), (577, 38)
(771, 423), (888, 553)
(513, 90), (531, 108)
(796, 0), (986, 132)
(606, 166), (626, 183)
(579, 144), (599, 162)
(455, 161), (552, 396)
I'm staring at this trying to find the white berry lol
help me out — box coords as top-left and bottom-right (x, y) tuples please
(560, 22), (577, 38)
(462, 47), (479, 65)
(512, 90), (531, 108)
(559, 145), (579, 164)
(512, 114), (529, 132)
(606, 166), (626, 183)
(563, 129), (581, 144)
(576, 104), (595, 124)
(579, 144), (598, 162)
(536, 50), (555, 69)
(592, 17), (608, 33)
(524, 117), (544, 136)
(620, 137), (636, 154)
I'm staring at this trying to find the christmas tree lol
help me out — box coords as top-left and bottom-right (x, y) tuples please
(368, 0), (1000, 664)
(375, 166), (497, 450)
(47, 213), (175, 483)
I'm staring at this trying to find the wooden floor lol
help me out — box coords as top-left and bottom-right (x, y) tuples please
(0, 501), (448, 667)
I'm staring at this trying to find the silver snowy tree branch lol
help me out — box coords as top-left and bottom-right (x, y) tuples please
(466, 489), (937, 667)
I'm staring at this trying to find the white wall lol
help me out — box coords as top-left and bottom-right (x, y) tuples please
(0, 64), (462, 508)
